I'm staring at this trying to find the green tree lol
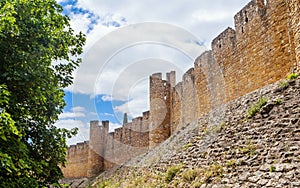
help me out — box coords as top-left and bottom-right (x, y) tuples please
(0, 0), (85, 187)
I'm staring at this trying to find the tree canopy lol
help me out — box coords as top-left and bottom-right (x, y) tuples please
(0, 0), (85, 187)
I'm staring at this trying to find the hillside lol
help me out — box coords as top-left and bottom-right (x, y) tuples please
(88, 73), (300, 188)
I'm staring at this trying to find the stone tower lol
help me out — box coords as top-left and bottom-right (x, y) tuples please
(149, 71), (175, 148)
(123, 113), (128, 124)
(87, 120), (109, 177)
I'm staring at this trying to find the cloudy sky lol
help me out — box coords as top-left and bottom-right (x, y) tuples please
(54, 0), (250, 145)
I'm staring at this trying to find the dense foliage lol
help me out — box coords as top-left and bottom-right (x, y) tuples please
(0, 0), (85, 187)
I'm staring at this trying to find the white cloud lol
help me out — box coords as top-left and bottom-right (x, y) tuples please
(114, 98), (148, 118)
(63, 0), (251, 93)
(71, 23), (205, 98)
(56, 0), (251, 145)
(55, 119), (89, 145)
(58, 106), (86, 119)
(191, 10), (232, 23)
(69, 12), (93, 35)
(72, 106), (85, 112)
(65, 0), (250, 97)
(73, 0), (249, 40)
(89, 112), (98, 116)
(100, 112), (115, 117)
(59, 112), (85, 119)
(109, 123), (122, 133)
(56, 0), (67, 3)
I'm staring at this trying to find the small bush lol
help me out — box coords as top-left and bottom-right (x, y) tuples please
(278, 80), (289, 88)
(225, 159), (237, 167)
(220, 122), (227, 130)
(165, 164), (183, 183)
(238, 143), (256, 156)
(270, 165), (276, 172)
(202, 162), (224, 183)
(274, 98), (283, 105)
(246, 97), (268, 118)
(191, 178), (203, 188)
(182, 169), (200, 182)
(98, 180), (109, 188)
(287, 72), (299, 80)
(184, 142), (193, 150)
(204, 125), (221, 135)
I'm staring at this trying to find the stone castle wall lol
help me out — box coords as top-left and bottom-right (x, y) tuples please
(62, 112), (151, 178)
(168, 0), (300, 131)
(62, 141), (90, 178)
(62, 0), (300, 178)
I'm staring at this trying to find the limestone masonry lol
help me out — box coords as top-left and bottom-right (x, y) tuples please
(61, 0), (300, 178)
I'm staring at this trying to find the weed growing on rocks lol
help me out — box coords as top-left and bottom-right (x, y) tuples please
(183, 142), (193, 150)
(270, 165), (276, 172)
(287, 72), (299, 80)
(277, 80), (289, 90)
(238, 143), (256, 156)
(165, 164), (183, 183)
(203, 162), (224, 183)
(181, 168), (200, 182)
(246, 97), (268, 118)
(274, 98), (283, 105)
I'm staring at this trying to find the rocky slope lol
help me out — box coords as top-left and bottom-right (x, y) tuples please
(66, 74), (300, 188)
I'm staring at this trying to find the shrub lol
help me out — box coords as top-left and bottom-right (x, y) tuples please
(204, 125), (221, 135)
(202, 163), (224, 183)
(182, 169), (200, 182)
(274, 98), (283, 105)
(98, 180), (109, 188)
(238, 143), (256, 156)
(246, 97), (268, 118)
(184, 142), (193, 150)
(278, 80), (289, 89)
(287, 72), (299, 80)
(191, 178), (203, 188)
(225, 159), (237, 167)
(270, 165), (276, 172)
(165, 164), (183, 183)
(220, 122), (227, 130)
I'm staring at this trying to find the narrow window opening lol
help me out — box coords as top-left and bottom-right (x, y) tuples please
(129, 129), (132, 144)
(244, 10), (248, 23)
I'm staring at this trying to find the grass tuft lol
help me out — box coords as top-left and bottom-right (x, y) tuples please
(246, 97), (268, 118)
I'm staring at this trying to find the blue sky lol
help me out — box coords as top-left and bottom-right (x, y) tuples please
(54, 0), (250, 145)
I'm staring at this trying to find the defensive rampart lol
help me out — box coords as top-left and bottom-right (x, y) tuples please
(62, 0), (300, 178)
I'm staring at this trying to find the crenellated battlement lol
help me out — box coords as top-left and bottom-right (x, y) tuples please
(67, 141), (89, 156)
(151, 72), (162, 79)
(234, 0), (267, 38)
(62, 0), (300, 179)
(166, 71), (176, 87)
(183, 68), (194, 82)
(212, 27), (236, 52)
